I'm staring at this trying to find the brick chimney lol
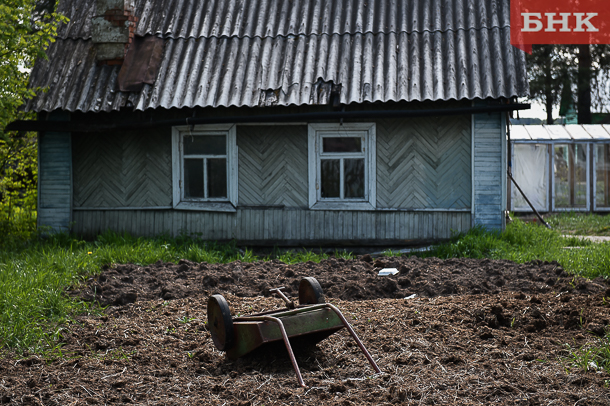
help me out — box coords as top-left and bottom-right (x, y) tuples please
(92, 0), (138, 65)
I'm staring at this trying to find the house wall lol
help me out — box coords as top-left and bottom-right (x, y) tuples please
(72, 210), (471, 244)
(38, 111), (72, 232)
(67, 115), (474, 243)
(72, 128), (172, 208)
(472, 112), (506, 230)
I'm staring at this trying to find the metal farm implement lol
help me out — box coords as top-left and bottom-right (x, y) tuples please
(207, 277), (381, 387)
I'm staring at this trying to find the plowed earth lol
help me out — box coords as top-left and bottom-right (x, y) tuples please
(2, 256), (610, 405)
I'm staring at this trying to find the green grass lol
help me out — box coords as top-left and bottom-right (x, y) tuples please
(546, 212), (610, 236)
(422, 219), (610, 279)
(561, 333), (610, 378)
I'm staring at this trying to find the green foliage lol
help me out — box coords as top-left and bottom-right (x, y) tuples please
(422, 219), (610, 279)
(547, 212), (610, 237)
(0, 0), (67, 124)
(1, 0), (68, 242)
(526, 45), (610, 123)
(561, 333), (610, 376)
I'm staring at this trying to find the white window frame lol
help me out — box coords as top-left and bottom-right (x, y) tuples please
(551, 142), (590, 212)
(308, 123), (376, 210)
(171, 124), (237, 212)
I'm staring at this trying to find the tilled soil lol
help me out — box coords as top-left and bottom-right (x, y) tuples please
(2, 256), (610, 405)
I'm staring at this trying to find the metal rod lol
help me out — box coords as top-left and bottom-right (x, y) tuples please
(508, 172), (552, 229)
(233, 303), (328, 320)
(269, 287), (295, 309)
(325, 304), (382, 374)
(236, 315), (306, 388)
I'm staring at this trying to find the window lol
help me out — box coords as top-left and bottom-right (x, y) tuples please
(308, 123), (376, 210)
(594, 143), (610, 210)
(553, 143), (588, 210)
(172, 124), (237, 211)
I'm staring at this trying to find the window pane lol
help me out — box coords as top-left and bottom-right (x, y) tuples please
(554, 145), (569, 207)
(184, 159), (204, 198)
(184, 135), (226, 155)
(344, 159), (365, 198)
(574, 144), (587, 207)
(323, 137), (362, 153)
(321, 159), (340, 198)
(596, 144), (610, 208)
(207, 158), (227, 198)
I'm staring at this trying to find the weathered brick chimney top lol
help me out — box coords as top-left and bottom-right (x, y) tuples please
(92, 0), (138, 65)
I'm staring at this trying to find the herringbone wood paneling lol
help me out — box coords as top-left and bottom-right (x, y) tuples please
(237, 126), (308, 207)
(376, 116), (471, 209)
(73, 130), (172, 207)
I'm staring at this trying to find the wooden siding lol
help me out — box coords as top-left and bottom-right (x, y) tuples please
(72, 209), (471, 243)
(72, 129), (172, 207)
(38, 131), (72, 232)
(237, 126), (308, 207)
(67, 115), (474, 241)
(376, 116), (471, 209)
(472, 112), (505, 229)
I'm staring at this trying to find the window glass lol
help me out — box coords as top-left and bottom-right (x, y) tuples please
(574, 144), (587, 207)
(184, 159), (204, 198)
(321, 159), (340, 198)
(323, 137), (362, 153)
(184, 135), (226, 155)
(596, 144), (610, 208)
(207, 158), (227, 198)
(554, 144), (587, 208)
(344, 158), (365, 198)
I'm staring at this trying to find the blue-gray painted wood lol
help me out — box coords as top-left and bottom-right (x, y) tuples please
(72, 209), (471, 243)
(472, 112), (505, 230)
(66, 113), (476, 241)
(376, 116), (471, 209)
(72, 129), (172, 207)
(38, 127), (72, 232)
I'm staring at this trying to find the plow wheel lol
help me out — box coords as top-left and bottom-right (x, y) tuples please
(298, 277), (325, 305)
(207, 294), (234, 351)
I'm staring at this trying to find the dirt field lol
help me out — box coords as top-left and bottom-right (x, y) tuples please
(1, 256), (610, 405)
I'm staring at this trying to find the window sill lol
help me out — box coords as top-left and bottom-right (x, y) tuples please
(309, 201), (376, 211)
(174, 201), (237, 212)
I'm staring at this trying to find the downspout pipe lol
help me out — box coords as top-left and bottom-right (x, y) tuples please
(6, 104), (530, 133)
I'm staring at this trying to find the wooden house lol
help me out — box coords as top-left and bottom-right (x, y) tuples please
(12, 0), (529, 245)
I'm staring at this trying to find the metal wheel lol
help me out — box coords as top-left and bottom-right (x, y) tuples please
(299, 277), (325, 305)
(207, 294), (234, 351)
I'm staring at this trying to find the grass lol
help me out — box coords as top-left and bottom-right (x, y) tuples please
(546, 212), (610, 236)
(422, 219), (610, 279)
(561, 332), (610, 377)
(0, 230), (347, 354)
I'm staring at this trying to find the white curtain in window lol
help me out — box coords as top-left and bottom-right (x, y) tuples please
(512, 144), (548, 211)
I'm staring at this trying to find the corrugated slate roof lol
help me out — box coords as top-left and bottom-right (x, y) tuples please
(27, 0), (528, 112)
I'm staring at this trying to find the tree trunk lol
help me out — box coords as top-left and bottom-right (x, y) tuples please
(578, 45), (592, 124)
(542, 46), (554, 124)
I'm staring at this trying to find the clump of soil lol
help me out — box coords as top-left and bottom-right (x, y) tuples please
(74, 256), (602, 306)
(2, 257), (610, 405)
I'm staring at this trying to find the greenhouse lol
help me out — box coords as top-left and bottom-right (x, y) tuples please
(510, 125), (610, 212)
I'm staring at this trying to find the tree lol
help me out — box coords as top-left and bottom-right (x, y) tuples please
(526, 45), (610, 124)
(0, 0), (67, 231)
(526, 46), (563, 124)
